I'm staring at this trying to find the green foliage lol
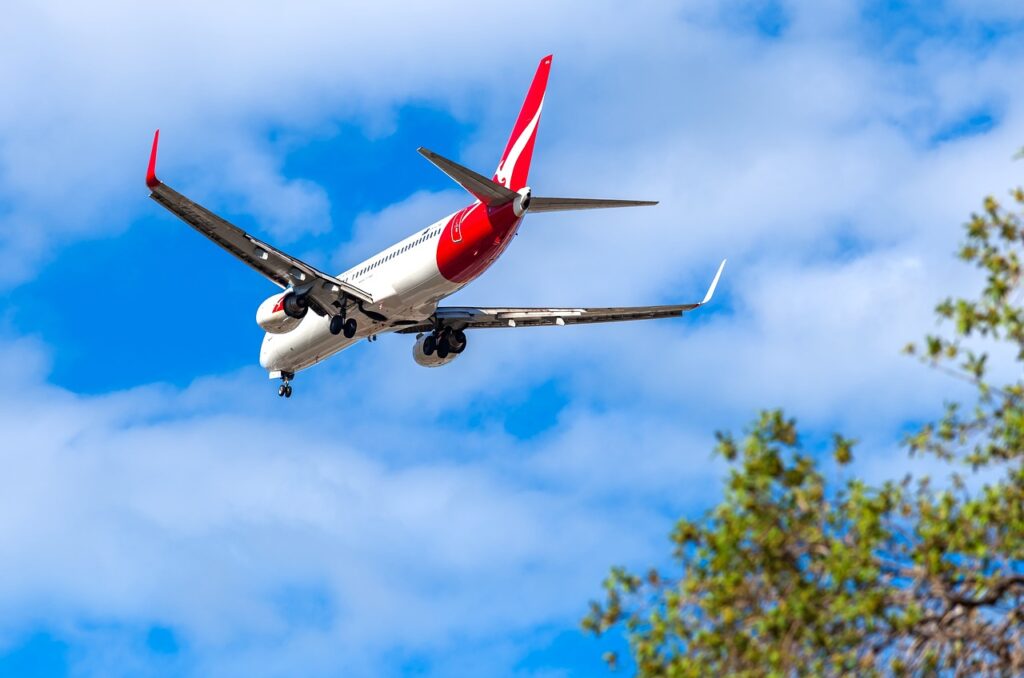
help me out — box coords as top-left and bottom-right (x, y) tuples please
(585, 188), (1024, 675)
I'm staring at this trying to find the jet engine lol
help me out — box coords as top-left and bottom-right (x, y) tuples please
(256, 291), (308, 334)
(412, 330), (466, 367)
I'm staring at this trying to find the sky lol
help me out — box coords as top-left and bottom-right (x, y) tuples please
(1, 1), (1023, 676)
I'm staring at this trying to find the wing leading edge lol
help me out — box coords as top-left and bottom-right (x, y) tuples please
(145, 130), (373, 316)
(398, 260), (726, 333)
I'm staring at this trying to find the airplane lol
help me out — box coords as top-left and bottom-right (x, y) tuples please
(146, 55), (726, 398)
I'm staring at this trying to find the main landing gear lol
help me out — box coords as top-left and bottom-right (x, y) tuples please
(329, 315), (358, 338)
(277, 371), (295, 398)
(422, 327), (467, 359)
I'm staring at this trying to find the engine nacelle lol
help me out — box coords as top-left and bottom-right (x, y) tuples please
(413, 334), (461, 368)
(256, 291), (308, 334)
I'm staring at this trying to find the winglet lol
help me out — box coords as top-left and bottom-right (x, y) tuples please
(701, 259), (727, 305)
(146, 129), (161, 188)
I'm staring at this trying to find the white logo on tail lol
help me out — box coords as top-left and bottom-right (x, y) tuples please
(494, 98), (544, 187)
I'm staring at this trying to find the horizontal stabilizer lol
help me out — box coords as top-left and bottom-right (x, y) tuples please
(528, 196), (658, 212)
(416, 147), (658, 214)
(418, 147), (517, 206)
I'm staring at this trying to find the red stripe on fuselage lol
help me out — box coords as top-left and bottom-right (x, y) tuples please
(436, 201), (521, 283)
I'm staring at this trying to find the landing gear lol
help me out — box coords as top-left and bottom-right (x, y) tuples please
(329, 315), (344, 335)
(330, 316), (358, 338)
(449, 328), (467, 354)
(424, 327), (466, 359)
(277, 372), (295, 398)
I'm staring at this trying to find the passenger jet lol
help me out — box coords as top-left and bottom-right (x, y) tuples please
(146, 55), (726, 397)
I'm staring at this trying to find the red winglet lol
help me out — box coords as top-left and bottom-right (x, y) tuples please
(146, 129), (161, 188)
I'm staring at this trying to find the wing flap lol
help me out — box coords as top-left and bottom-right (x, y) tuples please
(396, 260), (726, 334)
(437, 303), (699, 328)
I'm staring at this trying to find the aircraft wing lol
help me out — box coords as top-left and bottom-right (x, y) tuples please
(145, 131), (373, 316)
(397, 260), (726, 333)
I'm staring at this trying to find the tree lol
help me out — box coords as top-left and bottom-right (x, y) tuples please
(583, 186), (1024, 676)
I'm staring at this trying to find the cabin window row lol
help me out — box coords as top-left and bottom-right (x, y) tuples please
(347, 228), (442, 280)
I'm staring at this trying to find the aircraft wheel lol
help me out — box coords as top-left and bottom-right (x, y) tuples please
(278, 384), (287, 397)
(284, 385), (293, 398)
(343, 318), (357, 338)
(423, 335), (436, 356)
(329, 315), (345, 335)
(437, 335), (451, 359)
(451, 329), (467, 353)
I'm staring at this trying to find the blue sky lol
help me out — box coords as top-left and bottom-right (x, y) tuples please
(1, 1), (1023, 676)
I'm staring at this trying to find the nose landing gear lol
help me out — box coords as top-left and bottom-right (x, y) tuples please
(277, 371), (295, 398)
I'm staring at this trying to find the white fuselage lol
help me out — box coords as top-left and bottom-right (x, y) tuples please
(259, 206), (512, 374)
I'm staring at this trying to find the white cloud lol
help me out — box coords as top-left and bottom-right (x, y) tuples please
(0, 336), (708, 676)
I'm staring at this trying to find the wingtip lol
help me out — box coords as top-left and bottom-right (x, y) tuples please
(541, 54), (553, 65)
(701, 259), (727, 305)
(146, 129), (161, 189)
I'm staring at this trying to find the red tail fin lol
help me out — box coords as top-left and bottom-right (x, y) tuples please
(493, 55), (551, 192)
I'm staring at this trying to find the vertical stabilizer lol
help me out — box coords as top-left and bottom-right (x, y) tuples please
(493, 55), (551, 192)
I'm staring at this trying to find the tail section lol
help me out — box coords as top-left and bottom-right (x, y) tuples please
(417, 55), (658, 215)
(493, 55), (552, 191)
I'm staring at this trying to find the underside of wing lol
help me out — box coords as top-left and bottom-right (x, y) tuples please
(146, 131), (372, 317)
(396, 260), (727, 334)
(435, 303), (700, 329)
